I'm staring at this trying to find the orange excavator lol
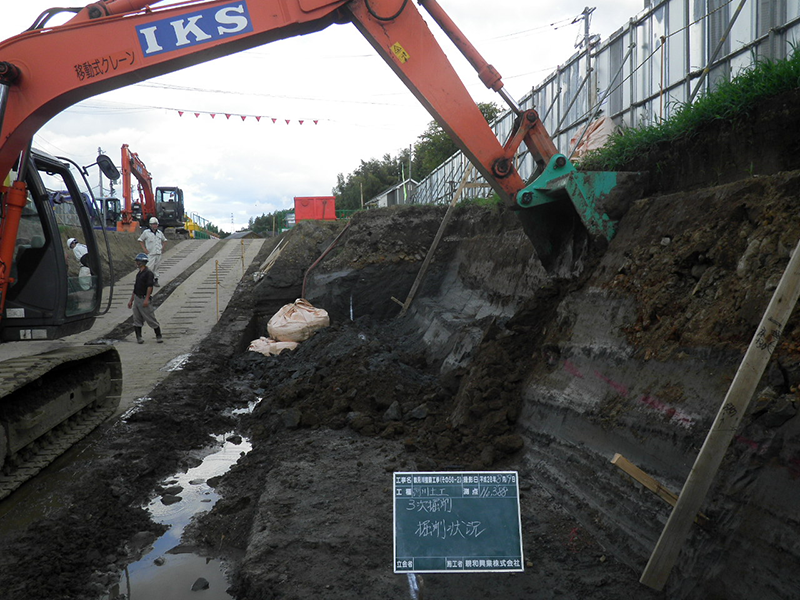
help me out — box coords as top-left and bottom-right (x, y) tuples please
(119, 143), (157, 231)
(0, 0), (632, 498)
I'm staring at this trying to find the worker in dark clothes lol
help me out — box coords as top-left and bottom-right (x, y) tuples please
(128, 252), (163, 344)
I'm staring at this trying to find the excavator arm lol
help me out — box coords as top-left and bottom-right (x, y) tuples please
(120, 143), (156, 230)
(0, 0), (626, 302)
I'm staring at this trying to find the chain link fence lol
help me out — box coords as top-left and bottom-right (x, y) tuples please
(411, 0), (800, 205)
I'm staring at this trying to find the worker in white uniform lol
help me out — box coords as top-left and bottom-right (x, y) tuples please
(67, 237), (92, 290)
(138, 217), (167, 287)
(67, 237), (89, 266)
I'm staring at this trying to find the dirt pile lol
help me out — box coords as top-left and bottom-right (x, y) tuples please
(199, 89), (800, 599)
(186, 213), (659, 598)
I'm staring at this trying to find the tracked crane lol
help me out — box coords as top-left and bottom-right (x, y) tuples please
(119, 143), (157, 231)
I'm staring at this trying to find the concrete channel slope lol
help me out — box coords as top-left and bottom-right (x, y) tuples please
(0, 237), (265, 415)
(112, 237), (264, 413)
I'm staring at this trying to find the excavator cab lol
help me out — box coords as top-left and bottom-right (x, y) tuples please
(155, 186), (185, 230)
(1, 149), (105, 341)
(102, 197), (122, 228)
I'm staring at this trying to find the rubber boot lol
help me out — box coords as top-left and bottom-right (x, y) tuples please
(154, 327), (163, 343)
(134, 326), (144, 344)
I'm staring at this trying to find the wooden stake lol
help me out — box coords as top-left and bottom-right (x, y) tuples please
(640, 238), (800, 590)
(396, 165), (474, 318)
(611, 454), (708, 526)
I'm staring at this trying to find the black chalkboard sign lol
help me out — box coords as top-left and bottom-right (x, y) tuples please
(393, 471), (523, 573)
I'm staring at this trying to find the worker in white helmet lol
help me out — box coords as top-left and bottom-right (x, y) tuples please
(67, 237), (90, 268)
(138, 217), (167, 286)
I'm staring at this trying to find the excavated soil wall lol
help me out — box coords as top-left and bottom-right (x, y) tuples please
(233, 91), (800, 598)
(221, 170), (800, 598)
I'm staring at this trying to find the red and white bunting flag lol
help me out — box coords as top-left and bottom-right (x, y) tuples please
(178, 110), (318, 124)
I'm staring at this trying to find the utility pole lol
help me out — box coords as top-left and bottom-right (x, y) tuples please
(575, 7), (598, 108)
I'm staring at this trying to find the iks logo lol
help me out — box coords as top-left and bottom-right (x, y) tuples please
(136, 2), (253, 57)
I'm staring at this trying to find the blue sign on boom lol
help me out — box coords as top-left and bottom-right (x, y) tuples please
(136, 2), (254, 57)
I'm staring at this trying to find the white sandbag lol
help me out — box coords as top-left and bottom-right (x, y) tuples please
(267, 298), (330, 342)
(248, 336), (299, 356)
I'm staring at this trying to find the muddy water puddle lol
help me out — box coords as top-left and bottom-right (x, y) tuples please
(104, 434), (251, 600)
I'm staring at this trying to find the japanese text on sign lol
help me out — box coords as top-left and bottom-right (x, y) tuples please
(393, 471), (523, 573)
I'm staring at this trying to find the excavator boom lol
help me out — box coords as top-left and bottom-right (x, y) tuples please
(119, 143), (156, 231)
(0, 0), (631, 278)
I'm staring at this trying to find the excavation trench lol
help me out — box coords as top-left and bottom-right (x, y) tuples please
(4, 92), (800, 599)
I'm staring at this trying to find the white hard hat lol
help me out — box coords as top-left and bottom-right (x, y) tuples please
(67, 237), (77, 246)
(149, 217), (159, 224)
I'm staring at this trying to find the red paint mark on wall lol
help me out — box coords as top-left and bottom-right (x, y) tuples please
(639, 395), (695, 427)
(594, 370), (629, 397)
(734, 435), (760, 451)
(560, 360), (697, 428)
(563, 360), (584, 378)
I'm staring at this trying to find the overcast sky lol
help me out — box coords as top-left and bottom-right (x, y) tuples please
(2, 1), (644, 233)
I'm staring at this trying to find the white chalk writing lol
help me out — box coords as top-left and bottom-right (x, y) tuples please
(414, 519), (486, 539)
(404, 498), (453, 513)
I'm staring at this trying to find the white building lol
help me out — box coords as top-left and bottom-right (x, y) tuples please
(365, 179), (418, 208)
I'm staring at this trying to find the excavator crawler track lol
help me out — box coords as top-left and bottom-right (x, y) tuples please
(0, 345), (122, 501)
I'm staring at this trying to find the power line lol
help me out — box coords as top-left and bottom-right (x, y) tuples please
(137, 81), (405, 107)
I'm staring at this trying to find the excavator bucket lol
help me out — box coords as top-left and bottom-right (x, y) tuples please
(516, 154), (644, 273)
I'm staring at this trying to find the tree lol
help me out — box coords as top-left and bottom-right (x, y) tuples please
(330, 101), (501, 210)
(205, 222), (228, 238)
(248, 209), (293, 236)
(412, 102), (501, 180)
(332, 153), (411, 211)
